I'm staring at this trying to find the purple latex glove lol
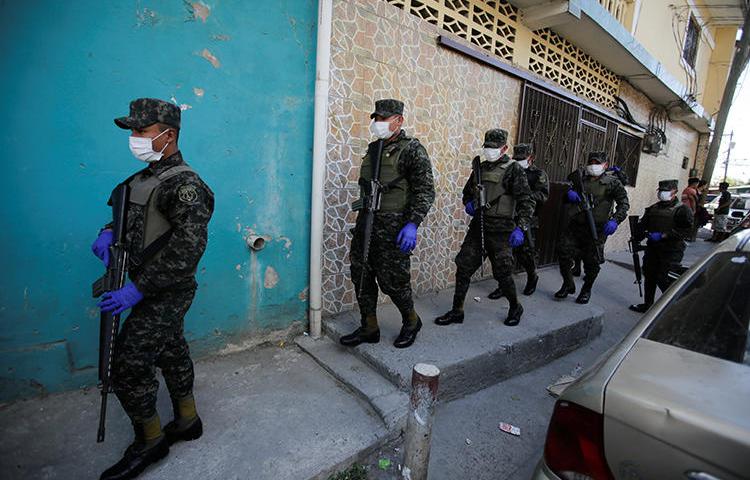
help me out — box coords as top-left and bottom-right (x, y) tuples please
(98, 283), (144, 315)
(464, 200), (476, 216)
(647, 232), (663, 242)
(566, 190), (581, 203)
(603, 219), (618, 236)
(396, 222), (418, 253)
(92, 230), (113, 267)
(509, 227), (525, 248)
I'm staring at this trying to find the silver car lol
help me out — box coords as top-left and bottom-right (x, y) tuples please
(533, 229), (750, 480)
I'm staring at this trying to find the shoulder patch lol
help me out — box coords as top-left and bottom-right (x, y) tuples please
(177, 184), (199, 204)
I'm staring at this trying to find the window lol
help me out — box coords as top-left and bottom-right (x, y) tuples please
(612, 131), (641, 187)
(682, 156), (689, 169)
(683, 15), (700, 69)
(644, 251), (750, 366)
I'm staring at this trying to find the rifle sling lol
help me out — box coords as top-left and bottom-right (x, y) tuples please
(129, 230), (173, 273)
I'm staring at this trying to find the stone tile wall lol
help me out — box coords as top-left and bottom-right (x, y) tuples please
(323, 0), (521, 315)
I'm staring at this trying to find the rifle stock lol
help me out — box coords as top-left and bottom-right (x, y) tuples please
(92, 183), (130, 442)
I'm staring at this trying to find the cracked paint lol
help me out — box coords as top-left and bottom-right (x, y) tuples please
(264, 266), (279, 289)
(191, 2), (210, 22)
(193, 87), (205, 97)
(199, 48), (221, 68)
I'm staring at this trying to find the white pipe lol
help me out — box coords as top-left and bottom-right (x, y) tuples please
(308, 0), (332, 339)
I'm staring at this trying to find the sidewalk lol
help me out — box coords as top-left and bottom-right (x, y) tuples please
(0, 346), (392, 480)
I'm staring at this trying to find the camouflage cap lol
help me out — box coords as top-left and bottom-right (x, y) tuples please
(370, 99), (404, 119)
(512, 143), (534, 159)
(483, 129), (508, 148)
(115, 98), (181, 130)
(587, 151), (608, 164)
(658, 179), (678, 191)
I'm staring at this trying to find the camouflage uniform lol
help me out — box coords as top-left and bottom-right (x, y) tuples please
(108, 99), (215, 423)
(512, 144), (549, 277)
(350, 100), (435, 328)
(558, 153), (629, 293)
(452, 130), (534, 313)
(631, 180), (692, 310)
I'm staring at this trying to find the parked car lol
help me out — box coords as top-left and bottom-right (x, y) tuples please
(532, 229), (750, 480)
(726, 193), (750, 231)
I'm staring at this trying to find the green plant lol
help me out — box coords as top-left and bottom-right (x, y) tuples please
(327, 463), (368, 480)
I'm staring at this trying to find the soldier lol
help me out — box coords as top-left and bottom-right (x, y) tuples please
(435, 129), (534, 327)
(488, 143), (548, 298)
(91, 98), (214, 479)
(555, 152), (629, 304)
(629, 179), (692, 313)
(340, 99), (435, 349)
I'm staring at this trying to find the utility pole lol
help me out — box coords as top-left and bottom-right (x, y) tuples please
(724, 130), (735, 182)
(702, 9), (750, 184)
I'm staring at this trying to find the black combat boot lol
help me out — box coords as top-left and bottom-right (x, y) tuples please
(575, 280), (594, 304)
(554, 282), (576, 299)
(100, 417), (169, 480)
(434, 309), (464, 326)
(487, 287), (504, 300)
(628, 303), (651, 313)
(394, 310), (422, 348)
(164, 395), (203, 445)
(504, 303), (523, 326)
(522, 272), (538, 296)
(340, 314), (380, 346)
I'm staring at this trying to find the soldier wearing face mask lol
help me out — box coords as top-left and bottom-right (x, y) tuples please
(488, 143), (549, 299)
(340, 99), (435, 349)
(629, 179), (693, 313)
(435, 129), (534, 327)
(555, 151), (629, 304)
(90, 98), (214, 479)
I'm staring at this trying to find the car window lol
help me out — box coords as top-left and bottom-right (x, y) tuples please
(644, 252), (750, 366)
(731, 197), (750, 210)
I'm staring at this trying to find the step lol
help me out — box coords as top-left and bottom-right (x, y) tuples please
(324, 272), (604, 402)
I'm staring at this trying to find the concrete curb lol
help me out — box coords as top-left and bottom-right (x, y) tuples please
(296, 335), (408, 431)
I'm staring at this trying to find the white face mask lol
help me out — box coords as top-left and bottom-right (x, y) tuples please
(129, 129), (171, 163)
(483, 148), (503, 162)
(586, 164), (605, 177)
(658, 191), (673, 202)
(516, 159), (529, 169)
(370, 121), (393, 140)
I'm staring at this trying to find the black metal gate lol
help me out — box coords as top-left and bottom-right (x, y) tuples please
(517, 83), (639, 266)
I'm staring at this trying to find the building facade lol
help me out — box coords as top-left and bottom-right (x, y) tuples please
(321, 0), (744, 314)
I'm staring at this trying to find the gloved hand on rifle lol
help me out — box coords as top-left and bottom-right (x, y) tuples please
(647, 232), (663, 242)
(98, 283), (144, 315)
(91, 229), (113, 267)
(566, 190), (581, 203)
(603, 219), (618, 236)
(509, 227), (524, 248)
(396, 222), (418, 253)
(464, 200), (476, 216)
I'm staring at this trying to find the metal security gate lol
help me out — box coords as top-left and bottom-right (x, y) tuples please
(517, 83), (639, 266)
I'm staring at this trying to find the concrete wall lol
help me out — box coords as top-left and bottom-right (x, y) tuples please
(630, 0), (736, 112)
(607, 81), (700, 251)
(0, 0), (317, 401)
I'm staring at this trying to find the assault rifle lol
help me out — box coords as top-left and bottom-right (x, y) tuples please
(354, 139), (385, 295)
(472, 156), (487, 276)
(91, 184), (130, 442)
(627, 215), (645, 297)
(572, 168), (602, 264)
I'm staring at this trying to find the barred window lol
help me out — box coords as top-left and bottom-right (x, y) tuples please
(683, 15), (700, 69)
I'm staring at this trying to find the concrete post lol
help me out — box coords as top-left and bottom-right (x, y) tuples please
(402, 363), (440, 480)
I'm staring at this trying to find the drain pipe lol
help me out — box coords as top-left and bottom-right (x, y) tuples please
(308, 0), (332, 338)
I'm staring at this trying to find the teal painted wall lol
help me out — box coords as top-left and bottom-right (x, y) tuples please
(0, 0), (316, 401)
